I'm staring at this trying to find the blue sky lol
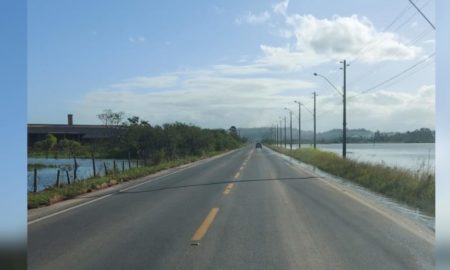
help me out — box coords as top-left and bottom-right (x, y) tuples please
(0, 0), (26, 247)
(28, 0), (435, 132)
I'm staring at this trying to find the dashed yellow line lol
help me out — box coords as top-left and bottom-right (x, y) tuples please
(191, 208), (219, 241)
(223, 183), (234, 195)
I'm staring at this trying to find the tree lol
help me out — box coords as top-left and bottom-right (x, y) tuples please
(229, 126), (238, 137)
(97, 109), (124, 126)
(57, 139), (82, 180)
(34, 134), (57, 158)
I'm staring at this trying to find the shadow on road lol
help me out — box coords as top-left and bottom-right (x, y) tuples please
(115, 176), (318, 195)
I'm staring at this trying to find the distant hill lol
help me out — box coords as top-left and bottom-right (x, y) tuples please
(239, 127), (434, 143)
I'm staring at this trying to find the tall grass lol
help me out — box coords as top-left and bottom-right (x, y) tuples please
(270, 146), (435, 215)
(28, 151), (228, 209)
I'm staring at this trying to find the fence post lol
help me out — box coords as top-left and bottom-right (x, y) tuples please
(113, 160), (117, 173)
(122, 160), (125, 173)
(104, 162), (108, 176)
(56, 169), (60, 187)
(128, 151), (131, 169)
(33, 168), (37, 193)
(91, 152), (96, 177)
(66, 170), (70, 185)
(73, 157), (78, 181)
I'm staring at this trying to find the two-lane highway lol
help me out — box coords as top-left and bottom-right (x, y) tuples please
(28, 145), (434, 270)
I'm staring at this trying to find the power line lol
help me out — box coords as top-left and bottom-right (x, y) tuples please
(350, 0), (428, 65)
(376, 58), (434, 90)
(349, 26), (433, 86)
(349, 52), (435, 98)
(392, 0), (432, 32)
(348, 0), (433, 88)
(407, 0), (435, 30)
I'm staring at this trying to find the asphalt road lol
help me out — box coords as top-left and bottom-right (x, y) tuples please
(28, 145), (434, 270)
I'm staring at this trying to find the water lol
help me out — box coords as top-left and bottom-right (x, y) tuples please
(281, 143), (435, 172)
(27, 158), (136, 192)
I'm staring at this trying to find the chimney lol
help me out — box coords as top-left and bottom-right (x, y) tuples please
(68, 114), (73, 126)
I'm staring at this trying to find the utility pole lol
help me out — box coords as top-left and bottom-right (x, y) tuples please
(289, 110), (293, 150)
(294, 101), (301, 149)
(275, 124), (278, 146)
(284, 116), (287, 148)
(279, 118), (282, 147)
(313, 92), (317, 149)
(341, 60), (349, 158)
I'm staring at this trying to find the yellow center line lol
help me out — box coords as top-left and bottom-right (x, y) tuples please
(223, 183), (234, 195)
(191, 208), (219, 241)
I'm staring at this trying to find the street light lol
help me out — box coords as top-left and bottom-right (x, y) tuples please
(314, 65), (348, 158)
(313, 73), (342, 95)
(284, 107), (293, 151)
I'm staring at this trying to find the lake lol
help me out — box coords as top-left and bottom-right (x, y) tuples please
(283, 143), (435, 173)
(27, 158), (137, 192)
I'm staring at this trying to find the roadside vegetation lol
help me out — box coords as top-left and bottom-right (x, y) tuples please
(28, 110), (244, 208)
(269, 145), (435, 215)
(28, 151), (228, 209)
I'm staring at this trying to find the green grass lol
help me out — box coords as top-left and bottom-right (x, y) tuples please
(28, 150), (109, 159)
(27, 163), (59, 171)
(269, 145), (435, 215)
(28, 150), (232, 209)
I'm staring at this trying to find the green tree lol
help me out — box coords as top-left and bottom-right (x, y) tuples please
(33, 134), (57, 158)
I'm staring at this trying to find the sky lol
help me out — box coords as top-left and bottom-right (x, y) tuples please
(27, 0), (435, 132)
(0, 0), (26, 249)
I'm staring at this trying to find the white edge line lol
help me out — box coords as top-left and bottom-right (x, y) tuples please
(28, 148), (242, 225)
(28, 194), (114, 225)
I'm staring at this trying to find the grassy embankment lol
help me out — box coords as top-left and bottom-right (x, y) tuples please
(28, 149), (109, 159)
(269, 145), (435, 215)
(28, 150), (233, 209)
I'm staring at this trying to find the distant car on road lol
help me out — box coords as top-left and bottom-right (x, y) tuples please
(255, 142), (262, 149)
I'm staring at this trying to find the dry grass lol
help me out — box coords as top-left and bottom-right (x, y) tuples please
(270, 145), (435, 215)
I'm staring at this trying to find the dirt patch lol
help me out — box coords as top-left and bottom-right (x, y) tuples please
(49, 195), (64, 205)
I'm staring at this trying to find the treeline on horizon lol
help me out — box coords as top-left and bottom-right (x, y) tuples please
(30, 112), (243, 164)
(371, 128), (435, 143)
(257, 127), (435, 144)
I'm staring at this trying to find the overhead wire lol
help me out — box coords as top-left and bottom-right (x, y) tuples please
(407, 0), (435, 29)
(348, 0), (433, 86)
(348, 52), (435, 99)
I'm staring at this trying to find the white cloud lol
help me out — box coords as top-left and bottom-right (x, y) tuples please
(240, 8), (422, 70)
(72, 70), (315, 128)
(211, 64), (269, 75)
(111, 75), (178, 89)
(273, 0), (289, 15)
(73, 77), (434, 131)
(316, 85), (435, 131)
(263, 14), (421, 68)
(236, 11), (271, 25)
(257, 44), (329, 70)
(129, 36), (146, 43)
